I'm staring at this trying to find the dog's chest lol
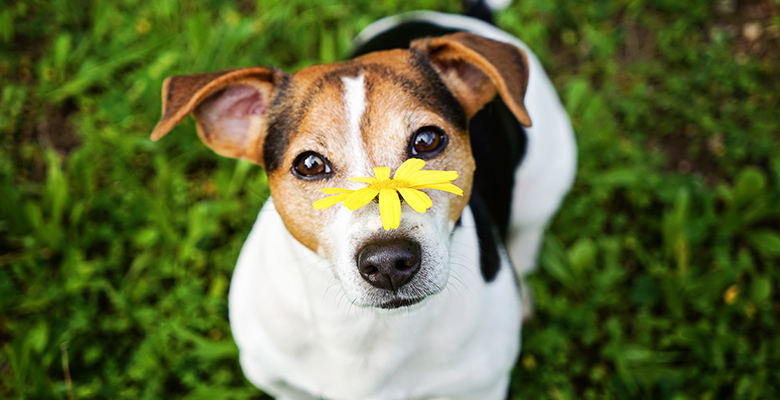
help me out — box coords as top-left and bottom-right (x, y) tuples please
(229, 201), (521, 399)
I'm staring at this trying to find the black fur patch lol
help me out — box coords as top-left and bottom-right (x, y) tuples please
(407, 51), (467, 130)
(468, 193), (501, 283)
(263, 73), (295, 171)
(468, 96), (527, 241)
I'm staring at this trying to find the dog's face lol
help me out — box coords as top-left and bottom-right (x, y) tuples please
(151, 33), (531, 309)
(266, 50), (481, 308)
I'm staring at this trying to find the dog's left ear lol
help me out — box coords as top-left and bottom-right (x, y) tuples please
(150, 67), (286, 165)
(411, 32), (532, 127)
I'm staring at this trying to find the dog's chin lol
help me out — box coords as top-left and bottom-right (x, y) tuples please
(344, 288), (438, 312)
(378, 296), (426, 310)
(343, 277), (446, 311)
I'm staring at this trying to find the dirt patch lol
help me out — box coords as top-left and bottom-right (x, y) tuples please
(12, 98), (81, 182)
(648, 133), (722, 186)
(34, 100), (82, 157)
(716, 0), (779, 62)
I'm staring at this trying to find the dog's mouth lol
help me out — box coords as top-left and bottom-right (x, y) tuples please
(378, 296), (425, 309)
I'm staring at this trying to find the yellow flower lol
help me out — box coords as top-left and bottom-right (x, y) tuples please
(723, 284), (739, 304)
(313, 158), (463, 230)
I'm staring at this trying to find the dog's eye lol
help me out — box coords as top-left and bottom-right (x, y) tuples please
(292, 152), (332, 180)
(409, 126), (447, 158)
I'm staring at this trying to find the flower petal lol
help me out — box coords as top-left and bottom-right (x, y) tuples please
(406, 170), (459, 187)
(378, 189), (401, 230)
(397, 188), (433, 213)
(373, 167), (391, 181)
(343, 187), (379, 210)
(412, 183), (464, 196)
(313, 193), (352, 209)
(348, 177), (377, 184)
(393, 158), (426, 181)
(320, 188), (354, 195)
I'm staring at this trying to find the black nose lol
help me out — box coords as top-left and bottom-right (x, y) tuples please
(357, 239), (422, 292)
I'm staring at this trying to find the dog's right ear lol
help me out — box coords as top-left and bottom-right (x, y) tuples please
(150, 67), (286, 165)
(411, 32), (532, 127)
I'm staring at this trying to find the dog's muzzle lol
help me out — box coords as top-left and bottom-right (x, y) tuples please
(357, 238), (421, 294)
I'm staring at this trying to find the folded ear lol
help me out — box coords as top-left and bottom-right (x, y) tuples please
(411, 32), (532, 127)
(150, 67), (286, 165)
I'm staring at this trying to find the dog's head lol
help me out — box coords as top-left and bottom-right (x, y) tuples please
(151, 32), (531, 309)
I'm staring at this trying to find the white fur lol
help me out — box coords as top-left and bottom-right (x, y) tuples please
(463, 0), (512, 11)
(230, 13), (576, 399)
(342, 74), (366, 144)
(230, 202), (521, 400)
(338, 73), (372, 179)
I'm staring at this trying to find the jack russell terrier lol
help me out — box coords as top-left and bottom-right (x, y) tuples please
(151, 11), (575, 400)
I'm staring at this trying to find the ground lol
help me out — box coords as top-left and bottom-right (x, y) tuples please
(1, 0), (779, 398)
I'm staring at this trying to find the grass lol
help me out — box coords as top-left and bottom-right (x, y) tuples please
(1, 0), (779, 398)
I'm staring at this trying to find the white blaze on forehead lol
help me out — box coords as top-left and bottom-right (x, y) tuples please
(340, 73), (371, 176)
(342, 74), (366, 139)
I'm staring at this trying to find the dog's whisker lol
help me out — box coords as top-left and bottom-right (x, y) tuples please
(444, 273), (466, 300)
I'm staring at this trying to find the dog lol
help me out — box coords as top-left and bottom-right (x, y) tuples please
(151, 11), (575, 400)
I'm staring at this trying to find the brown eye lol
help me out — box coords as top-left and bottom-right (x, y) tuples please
(410, 126), (447, 158)
(292, 152), (332, 180)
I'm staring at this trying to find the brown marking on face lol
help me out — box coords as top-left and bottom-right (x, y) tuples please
(267, 64), (352, 251)
(268, 50), (475, 253)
